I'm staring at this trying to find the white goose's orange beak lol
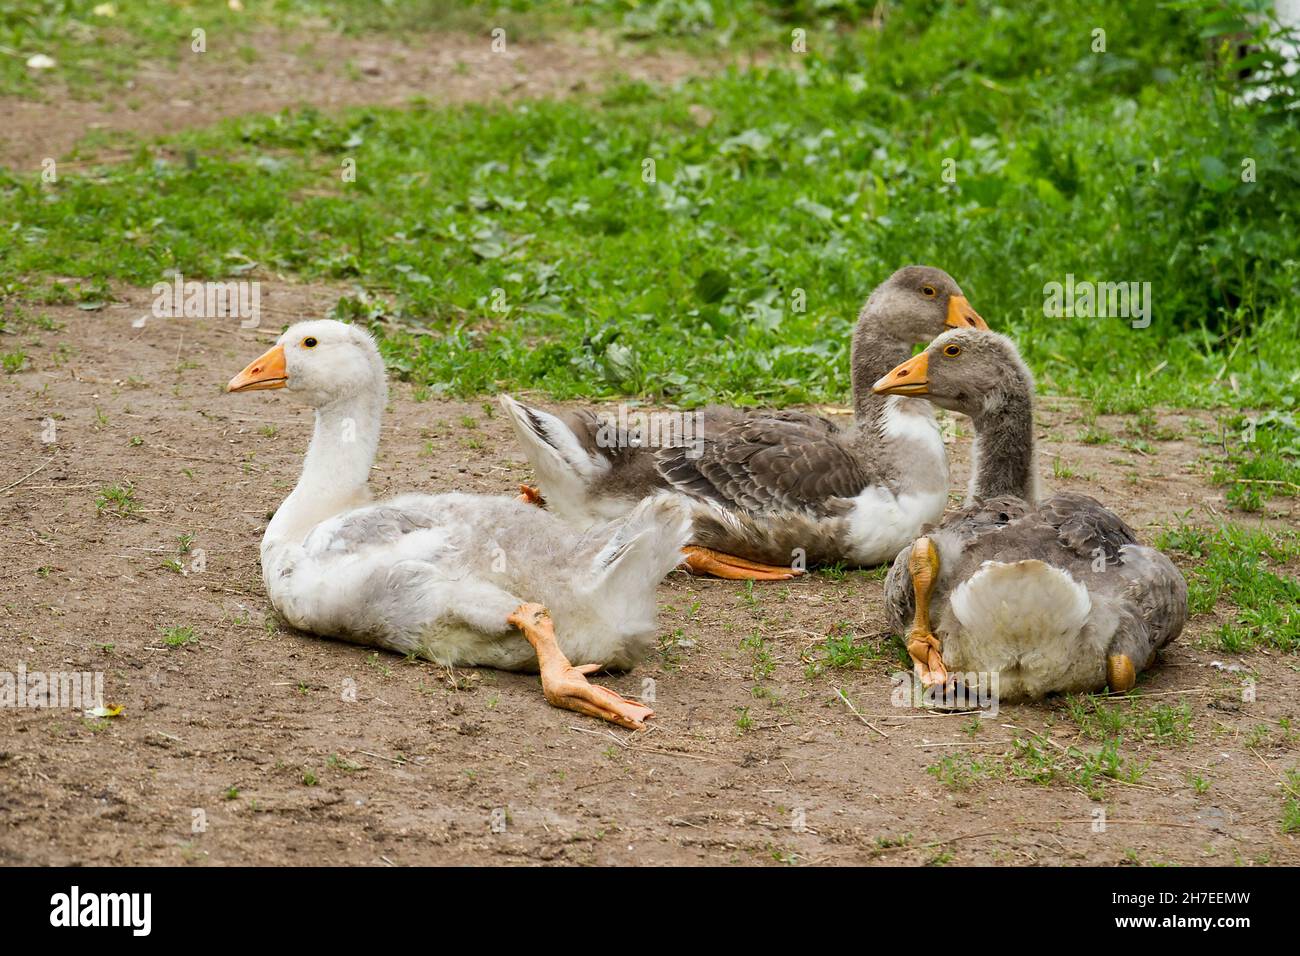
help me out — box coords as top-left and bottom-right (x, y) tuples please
(227, 343), (287, 392)
(946, 295), (987, 330)
(872, 351), (930, 396)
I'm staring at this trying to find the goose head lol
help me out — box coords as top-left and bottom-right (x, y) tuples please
(858, 265), (987, 345)
(871, 328), (1033, 418)
(227, 319), (386, 408)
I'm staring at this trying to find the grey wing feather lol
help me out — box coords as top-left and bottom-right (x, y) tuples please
(883, 546), (916, 635)
(656, 415), (876, 516)
(1038, 492), (1138, 565)
(549, 406), (684, 500)
(304, 504), (443, 554)
(560, 408), (629, 462)
(938, 494), (1033, 545)
(1119, 545), (1188, 652)
(763, 409), (842, 432)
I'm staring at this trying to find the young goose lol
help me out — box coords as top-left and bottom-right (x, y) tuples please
(226, 319), (691, 729)
(874, 329), (1187, 700)
(501, 265), (987, 579)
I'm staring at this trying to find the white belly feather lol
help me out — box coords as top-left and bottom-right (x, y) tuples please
(844, 397), (949, 564)
(944, 559), (1110, 699)
(844, 486), (948, 565)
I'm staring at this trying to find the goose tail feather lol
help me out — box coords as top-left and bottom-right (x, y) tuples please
(592, 493), (692, 591)
(949, 559), (1092, 645)
(499, 394), (608, 522)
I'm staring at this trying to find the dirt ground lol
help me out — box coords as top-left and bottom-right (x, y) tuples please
(0, 28), (707, 171)
(0, 282), (1296, 866)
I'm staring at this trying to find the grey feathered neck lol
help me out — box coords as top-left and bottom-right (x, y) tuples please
(968, 380), (1039, 505)
(849, 326), (912, 429)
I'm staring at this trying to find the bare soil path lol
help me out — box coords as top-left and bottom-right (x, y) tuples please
(0, 28), (706, 171)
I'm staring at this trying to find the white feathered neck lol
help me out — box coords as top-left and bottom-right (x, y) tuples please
(264, 380), (386, 549)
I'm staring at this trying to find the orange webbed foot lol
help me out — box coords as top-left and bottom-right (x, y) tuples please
(516, 484), (545, 507)
(508, 603), (653, 729)
(680, 546), (801, 581)
(542, 662), (654, 730)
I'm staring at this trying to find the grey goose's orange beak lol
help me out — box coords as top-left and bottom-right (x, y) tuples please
(872, 351), (930, 396)
(227, 343), (288, 392)
(945, 295), (987, 330)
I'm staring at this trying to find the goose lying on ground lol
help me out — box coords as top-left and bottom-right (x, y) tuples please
(227, 319), (690, 728)
(501, 265), (986, 579)
(875, 329), (1187, 700)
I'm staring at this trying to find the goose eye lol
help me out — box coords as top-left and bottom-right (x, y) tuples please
(943, 344), (962, 357)
(302, 337), (318, 348)
(921, 285), (937, 298)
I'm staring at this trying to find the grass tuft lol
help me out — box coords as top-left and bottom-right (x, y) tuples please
(1157, 523), (1300, 653)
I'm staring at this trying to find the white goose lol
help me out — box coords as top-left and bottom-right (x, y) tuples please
(226, 319), (690, 729)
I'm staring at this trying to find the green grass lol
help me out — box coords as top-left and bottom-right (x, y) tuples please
(1072, 738), (1148, 799)
(1066, 696), (1194, 745)
(0, 1), (896, 99)
(927, 753), (1001, 791)
(2, 1), (272, 98)
(3, 1), (1299, 504)
(929, 735), (1147, 800)
(1157, 523), (1300, 653)
(94, 481), (138, 517)
(1008, 735), (1147, 800)
(3, 0), (1299, 415)
(802, 624), (878, 677)
(326, 753), (362, 773)
(740, 628), (776, 679)
(1211, 410), (1300, 511)
(734, 705), (754, 733)
(161, 624), (197, 648)
(1284, 769), (1300, 834)
(1, 348), (26, 372)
